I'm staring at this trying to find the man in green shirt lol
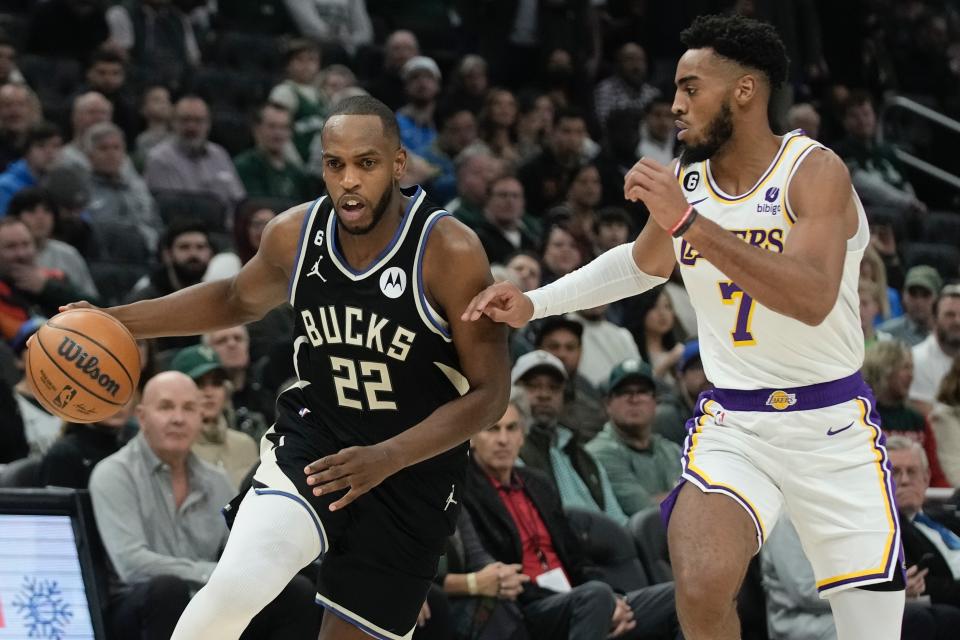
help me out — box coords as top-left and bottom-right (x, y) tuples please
(233, 103), (313, 202)
(586, 358), (683, 516)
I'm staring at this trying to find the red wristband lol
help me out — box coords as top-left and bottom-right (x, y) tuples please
(669, 205), (694, 236)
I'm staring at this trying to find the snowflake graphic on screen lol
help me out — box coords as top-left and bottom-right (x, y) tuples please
(12, 576), (73, 639)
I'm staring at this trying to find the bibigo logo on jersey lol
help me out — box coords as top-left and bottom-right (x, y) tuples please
(380, 267), (407, 298)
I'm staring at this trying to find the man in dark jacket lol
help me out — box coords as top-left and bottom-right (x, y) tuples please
(463, 387), (677, 640)
(888, 436), (960, 631)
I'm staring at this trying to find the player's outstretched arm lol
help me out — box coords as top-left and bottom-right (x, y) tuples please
(305, 217), (511, 511)
(460, 219), (676, 327)
(628, 152), (855, 326)
(61, 204), (307, 338)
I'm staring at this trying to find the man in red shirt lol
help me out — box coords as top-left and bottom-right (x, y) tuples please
(463, 387), (678, 640)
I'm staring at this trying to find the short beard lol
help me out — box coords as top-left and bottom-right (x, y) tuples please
(172, 260), (207, 287)
(938, 327), (960, 352)
(680, 102), (734, 166)
(338, 186), (394, 236)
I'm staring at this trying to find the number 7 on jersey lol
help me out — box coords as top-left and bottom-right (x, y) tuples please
(718, 281), (756, 346)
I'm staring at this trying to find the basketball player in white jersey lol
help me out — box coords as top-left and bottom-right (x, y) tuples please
(463, 14), (906, 640)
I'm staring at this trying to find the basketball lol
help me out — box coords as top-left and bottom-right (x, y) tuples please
(25, 309), (141, 424)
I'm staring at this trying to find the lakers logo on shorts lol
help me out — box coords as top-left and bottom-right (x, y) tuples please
(765, 390), (797, 410)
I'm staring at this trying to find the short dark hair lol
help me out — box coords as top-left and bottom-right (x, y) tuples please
(88, 47), (125, 69)
(843, 90), (874, 116)
(162, 218), (210, 251)
(535, 316), (584, 347)
(554, 107), (586, 128)
(7, 187), (58, 220)
(25, 121), (61, 149)
(253, 102), (290, 127)
(594, 206), (632, 234)
(680, 14), (789, 88)
(322, 95), (400, 148)
(283, 38), (320, 65)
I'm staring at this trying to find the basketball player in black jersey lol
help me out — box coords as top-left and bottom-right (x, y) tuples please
(63, 96), (510, 640)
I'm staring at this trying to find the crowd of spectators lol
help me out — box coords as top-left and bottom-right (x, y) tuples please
(1, 1), (960, 639)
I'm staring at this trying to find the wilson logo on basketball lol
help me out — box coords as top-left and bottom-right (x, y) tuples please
(56, 337), (122, 397)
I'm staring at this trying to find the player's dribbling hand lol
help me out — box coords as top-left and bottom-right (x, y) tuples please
(624, 157), (690, 233)
(59, 300), (100, 313)
(460, 281), (533, 328)
(304, 443), (400, 511)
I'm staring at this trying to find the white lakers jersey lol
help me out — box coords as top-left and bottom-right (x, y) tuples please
(673, 130), (868, 389)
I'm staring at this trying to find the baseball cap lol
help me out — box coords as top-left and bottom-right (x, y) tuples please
(170, 345), (225, 381)
(511, 350), (567, 385)
(401, 56), (441, 81)
(904, 265), (942, 295)
(678, 340), (701, 372)
(606, 358), (655, 394)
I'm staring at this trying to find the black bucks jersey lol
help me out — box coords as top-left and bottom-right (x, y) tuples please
(287, 186), (468, 474)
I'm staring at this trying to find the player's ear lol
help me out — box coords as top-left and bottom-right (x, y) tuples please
(734, 74), (758, 105)
(394, 146), (407, 179)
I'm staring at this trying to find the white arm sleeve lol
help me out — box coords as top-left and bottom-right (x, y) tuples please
(527, 243), (668, 320)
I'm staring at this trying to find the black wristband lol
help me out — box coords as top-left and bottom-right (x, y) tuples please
(671, 207), (699, 238)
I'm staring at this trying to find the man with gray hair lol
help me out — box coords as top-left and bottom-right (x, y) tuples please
(82, 121), (161, 251)
(888, 435), (960, 630)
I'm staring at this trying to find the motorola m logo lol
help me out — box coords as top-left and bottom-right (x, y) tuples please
(379, 267), (407, 298)
(756, 186), (782, 215)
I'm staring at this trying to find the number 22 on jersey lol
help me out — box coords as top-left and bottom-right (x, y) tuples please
(718, 281), (756, 346)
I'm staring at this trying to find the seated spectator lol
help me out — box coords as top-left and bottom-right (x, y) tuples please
(593, 43), (660, 133)
(563, 163), (602, 250)
(284, 0), (373, 58)
(0, 217), (92, 343)
(514, 92), (553, 165)
(862, 340), (949, 487)
(126, 220), (213, 353)
(397, 56), (442, 157)
(58, 92), (121, 175)
(570, 304), (640, 389)
(860, 243), (900, 324)
(39, 398), (133, 489)
(40, 165), (98, 260)
(89, 371), (318, 639)
(0, 36), (24, 87)
(879, 266), (941, 348)
(519, 109), (590, 215)
(144, 95), (247, 225)
(170, 345), (259, 489)
(367, 29), (420, 110)
(464, 387), (678, 639)
(203, 325), (272, 438)
(321, 64), (358, 104)
(0, 83), (39, 172)
(7, 187), (98, 300)
(82, 121), (162, 251)
(760, 515), (835, 640)
(77, 47), (139, 143)
(623, 287), (682, 388)
(512, 350), (627, 524)
(205, 199), (283, 282)
(504, 250), (541, 293)
(473, 175), (539, 266)
(420, 107), (478, 206)
(910, 285), (960, 415)
(105, 0), (201, 89)
(889, 436), (960, 631)
(787, 103), (822, 140)
(595, 109), (643, 216)
(442, 54), (489, 116)
(446, 148), (503, 229)
(931, 357), (960, 487)
(591, 207), (632, 257)
(134, 86), (173, 169)
(834, 91), (926, 217)
(0, 121), (62, 215)
(473, 88), (522, 168)
(269, 39), (327, 165)
(653, 340), (713, 447)
(8, 328), (60, 457)
(540, 218), (584, 285)
(636, 97), (676, 166)
(859, 279), (893, 346)
(25, 0), (110, 60)
(234, 104), (312, 202)
(586, 359), (681, 516)
(535, 317), (607, 441)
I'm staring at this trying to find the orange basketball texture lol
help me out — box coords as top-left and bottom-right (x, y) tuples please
(26, 309), (141, 423)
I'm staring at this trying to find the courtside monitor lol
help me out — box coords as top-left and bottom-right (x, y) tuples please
(0, 488), (107, 639)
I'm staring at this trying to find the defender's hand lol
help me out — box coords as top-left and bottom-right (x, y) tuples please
(460, 281), (533, 328)
(304, 443), (400, 511)
(624, 157), (690, 233)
